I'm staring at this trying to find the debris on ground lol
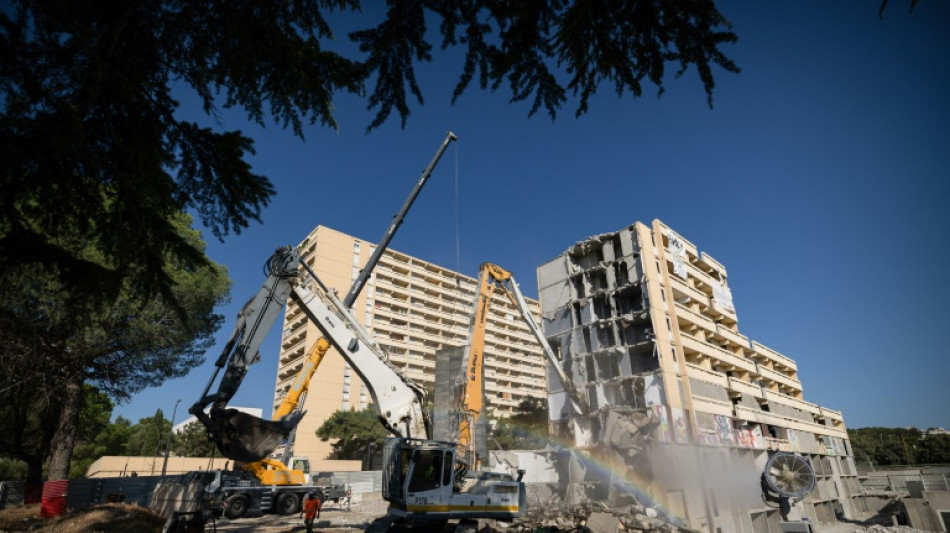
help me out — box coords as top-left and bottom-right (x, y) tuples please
(0, 502), (164, 533)
(505, 498), (689, 533)
(0, 503), (41, 532)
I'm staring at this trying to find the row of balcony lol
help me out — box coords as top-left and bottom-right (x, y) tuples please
(751, 341), (798, 372)
(374, 290), (466, 328)
(379, 253), (478, 289)
(680, 333), (756, 373)
(733, 404), (848, 440)
(755, 362), (801, 391)
(376, 333), (544, 374)
(372, 316), (538, 359)
(679, 330), (802, 394)
(687, 364), (846, 435)
(667, 261), (737, 324)
(376, 258), (478, 300)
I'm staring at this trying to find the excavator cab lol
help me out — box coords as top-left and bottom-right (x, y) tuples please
(383, 438), (525, 524)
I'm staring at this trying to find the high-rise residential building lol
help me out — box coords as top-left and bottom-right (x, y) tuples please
(537, 220), (859, 531)
(274, 226), (546, 464)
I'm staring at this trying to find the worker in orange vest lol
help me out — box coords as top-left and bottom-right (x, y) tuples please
(301, 492), (321, 533)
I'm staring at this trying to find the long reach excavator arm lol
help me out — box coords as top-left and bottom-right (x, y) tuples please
(455, 263), (588, 468)
(190, 246), (430, 462)
(189, 133), (455, 464)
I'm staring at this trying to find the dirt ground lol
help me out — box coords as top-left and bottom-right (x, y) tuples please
(0, 502), (165, 533)
(0, 499), (390, 533)
(211, 496), (394, 532)
(1, 497), (935, 533)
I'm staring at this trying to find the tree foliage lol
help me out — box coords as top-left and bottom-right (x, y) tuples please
(316, 406), (390, 464)
(848, 427), (950, 467)
(172, 421), (215, 458)
(126, 410), (171, 458)
(0, 211), (229, 479)
(490, 397), (551, 451)
(1, 1), (740, 305)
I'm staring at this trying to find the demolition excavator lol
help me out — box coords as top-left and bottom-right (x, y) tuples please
(380, 262), (589, 526)
(189, 131), (456, 481)
(452, 263), (588, 471)
(461, 263), (589, 462)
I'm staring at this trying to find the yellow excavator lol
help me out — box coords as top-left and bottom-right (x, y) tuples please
(189, 132), (457, 486)
(454, 262), (588, 471)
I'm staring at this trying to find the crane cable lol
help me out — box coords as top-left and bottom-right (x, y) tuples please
(454, 139), (461, 287)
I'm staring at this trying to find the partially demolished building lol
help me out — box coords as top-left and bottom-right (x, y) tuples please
(535, 220), (860, 532)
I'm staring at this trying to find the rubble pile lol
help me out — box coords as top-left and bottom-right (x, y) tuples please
(505, 493), (688, 533)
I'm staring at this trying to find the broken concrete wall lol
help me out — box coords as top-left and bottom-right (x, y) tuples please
(489, 450), (559, 483)
(538, 226), (659, 446)
(433, 346), (487, 462)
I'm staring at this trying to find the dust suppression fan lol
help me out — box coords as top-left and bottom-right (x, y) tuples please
(761, 453), (816, 521)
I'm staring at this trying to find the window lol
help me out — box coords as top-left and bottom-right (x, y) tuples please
(442, 451), (454, 486)
(407, 450), (443, 492)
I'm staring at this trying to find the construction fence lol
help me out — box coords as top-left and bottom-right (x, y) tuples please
(0, 470), (384, 512)
(860, 467), (950, 492)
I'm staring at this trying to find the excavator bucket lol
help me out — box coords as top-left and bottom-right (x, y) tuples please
(206, 408), (302, 463)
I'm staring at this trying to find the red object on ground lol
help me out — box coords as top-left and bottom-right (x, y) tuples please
(40, 480), (69, 518)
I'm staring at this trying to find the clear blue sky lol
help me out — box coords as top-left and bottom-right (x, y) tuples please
(116, 3), (949, 431)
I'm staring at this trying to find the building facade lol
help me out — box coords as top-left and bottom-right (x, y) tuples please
(537, 220), (860, 532)
(274, 226), (546, 463)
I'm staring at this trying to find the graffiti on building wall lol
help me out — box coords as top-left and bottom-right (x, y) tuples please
(787, 429), (801, 452)
(734, 424), (766, 449)
(654, 405), (672, 442)
(671, 407), (689, 444)
(715, 415), (735, 446)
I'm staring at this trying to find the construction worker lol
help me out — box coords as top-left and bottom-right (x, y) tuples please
(301, 492), (320, 533)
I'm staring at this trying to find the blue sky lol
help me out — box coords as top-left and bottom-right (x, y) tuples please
(116, 3), (949, 431)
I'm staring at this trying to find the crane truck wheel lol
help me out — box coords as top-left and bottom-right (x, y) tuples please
(276, 492), (300, 515)
(224, 494), (249, 519)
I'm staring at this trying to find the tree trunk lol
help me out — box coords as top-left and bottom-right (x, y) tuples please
(47, 376), (83, 480)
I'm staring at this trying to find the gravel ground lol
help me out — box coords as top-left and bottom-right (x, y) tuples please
(211, 496), (394, 532)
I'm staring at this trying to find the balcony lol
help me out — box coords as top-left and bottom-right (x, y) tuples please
(690, 395), (735, 417)
(764, 390), (820, 415)
(713, 324), (750, 351)
(669, 275), (709, 305)
(684, 261), (715, 289)
(698, 251), (727, 279)
(674, 303), (717, 335)
(765, 437), (793, 452)
(680, 334), (756, 373)
(755, 363), (802, 391)
(751, 341), (798, 372)
(735, 405), (848, 439)
(727, 377), (763, 399)
(686, 363), (729, 388)
(819, 406), (844, 421)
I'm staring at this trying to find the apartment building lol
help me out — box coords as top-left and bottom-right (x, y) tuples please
(537, 220), (860, 532)
(274, 226), (546, 464)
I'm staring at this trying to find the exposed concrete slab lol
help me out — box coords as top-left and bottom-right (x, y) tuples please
(585, 511), (619, 533)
